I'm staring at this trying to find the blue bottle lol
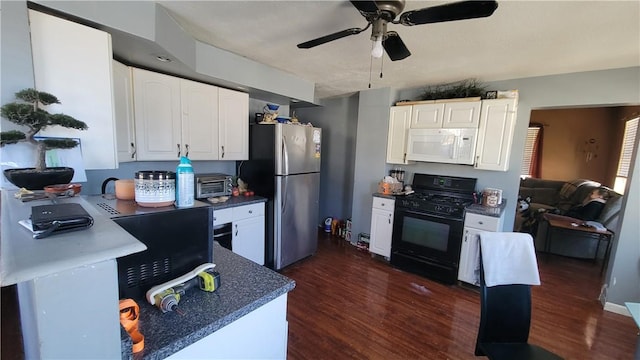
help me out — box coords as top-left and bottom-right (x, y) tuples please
(176, 156), (194, 208)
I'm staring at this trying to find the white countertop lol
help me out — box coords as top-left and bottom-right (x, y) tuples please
(0, 190), (146, 286)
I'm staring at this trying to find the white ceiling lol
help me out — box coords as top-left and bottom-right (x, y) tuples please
(156, 1), (639, 100)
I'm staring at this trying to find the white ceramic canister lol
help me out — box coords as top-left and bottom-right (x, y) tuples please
(134, 171), (176, 207)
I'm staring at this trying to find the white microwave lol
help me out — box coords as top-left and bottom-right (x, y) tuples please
(406, 128), (478, 165)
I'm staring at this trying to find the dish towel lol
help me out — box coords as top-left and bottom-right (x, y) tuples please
(479, 232), (541, 287)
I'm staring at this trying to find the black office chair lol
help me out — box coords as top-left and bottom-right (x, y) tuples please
(474, 250), (563, 360)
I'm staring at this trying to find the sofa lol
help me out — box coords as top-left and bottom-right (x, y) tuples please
(516, 178), (624, 259)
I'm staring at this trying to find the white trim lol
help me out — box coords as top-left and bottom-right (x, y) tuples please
(604, 302), (632, 317)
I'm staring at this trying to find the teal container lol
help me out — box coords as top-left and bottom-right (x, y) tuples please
(176, 156), (194, 208)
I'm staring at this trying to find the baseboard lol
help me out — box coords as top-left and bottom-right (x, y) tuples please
(604, 302), (631, 317)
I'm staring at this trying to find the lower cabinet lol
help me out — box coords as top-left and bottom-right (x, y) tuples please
(165, 293), (288, 359)
(214, 203), (265, 265)
(458, 212), (504, 286)
(369, 196), (395, 259)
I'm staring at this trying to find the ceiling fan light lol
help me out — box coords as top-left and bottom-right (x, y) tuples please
(371, 37), (384, 58)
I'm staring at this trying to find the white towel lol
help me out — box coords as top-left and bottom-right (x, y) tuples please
(479, 232), (541, 287)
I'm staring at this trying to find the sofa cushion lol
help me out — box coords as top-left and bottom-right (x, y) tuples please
(519, 187), (559, 206)
(599, 191), (623, 228)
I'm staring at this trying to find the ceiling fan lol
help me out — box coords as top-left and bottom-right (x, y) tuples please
(297, 0), (499, 61)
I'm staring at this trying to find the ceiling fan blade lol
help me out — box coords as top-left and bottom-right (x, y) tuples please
(350, 0), (379, 14)
(399, 0), (498, 26)
(297, 28), (364, 49)
(383, 31), (411, 61)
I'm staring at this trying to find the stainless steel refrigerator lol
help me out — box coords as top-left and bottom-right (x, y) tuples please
(240, 123), (321, 270)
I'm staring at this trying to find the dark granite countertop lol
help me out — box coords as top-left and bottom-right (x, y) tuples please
(465, 199), (508, 218)
(201, 195), (267, 210)
(122, 243), (295, 360)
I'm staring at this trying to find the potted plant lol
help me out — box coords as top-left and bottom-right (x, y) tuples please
(0, 88), (88, 190)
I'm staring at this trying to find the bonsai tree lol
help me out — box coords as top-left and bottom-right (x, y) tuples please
(1, 88), (88, 172)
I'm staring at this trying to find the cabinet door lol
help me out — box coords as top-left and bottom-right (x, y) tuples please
(218, 88), (249, 160)
(443, 101), (481, 128)
(112, 61), (136, 162)
(475, 99), (517, 171)
(180, 79), (220, 160)
(386, 106), (411, 164)
(369, 207), (394, 258)
(458, 227), (482, 286)
(132, 68), (182, 160)
(29, 10), (117, 169)
(410, 103), (444, 128)
(233, 216), (265, 265)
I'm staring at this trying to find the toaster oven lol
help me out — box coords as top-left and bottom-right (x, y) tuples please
(195, 173), (233, 198)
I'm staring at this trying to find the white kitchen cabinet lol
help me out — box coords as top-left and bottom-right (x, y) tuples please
(132, 68), (181, 160)
(369, 196), (395, 259)
(386, 106), (411, 164)
(180, 78), (220, 160)
(29, 10), (117, 169)
(132, 68), (219, 161)
(474, 98), (518, 171)
(458, 212), (504, 286)
(132, 68), (248, 161)
(410, 101), (481, 129)
(233, 203), (265, 265)
(218, 88), (249, 160)
(112, 60), (136, 162)
(213, 203), (265, 265)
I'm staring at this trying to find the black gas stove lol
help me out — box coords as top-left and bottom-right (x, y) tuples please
(391, 173), (477, 285)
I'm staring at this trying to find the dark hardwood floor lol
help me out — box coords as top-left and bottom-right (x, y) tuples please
(2, 232), (637, 359)
(281, 232), (638, 360)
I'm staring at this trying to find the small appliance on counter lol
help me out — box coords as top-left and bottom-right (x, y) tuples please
(195, 173), (233, 199)
(85, 196), (212, 299)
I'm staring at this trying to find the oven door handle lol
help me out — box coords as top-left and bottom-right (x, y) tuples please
(399, 209), (463, 222)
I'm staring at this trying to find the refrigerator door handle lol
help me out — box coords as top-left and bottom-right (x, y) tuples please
(282, 135), (289, 175)
(282, 176), (288, 213)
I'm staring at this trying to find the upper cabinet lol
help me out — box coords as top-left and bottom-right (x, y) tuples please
(386, 106), (412, 164)
(29, 10), (117, 169)
(410, 100), (481, 129)
(112, 61), (136, 162)
(218, 88), (249, 160)
(474, 98), (518, 171)
(386, 97), (517, 170)
(131, 68), (248, 161)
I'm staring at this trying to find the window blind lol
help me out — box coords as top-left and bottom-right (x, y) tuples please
(616, 117), (639, 177)
(521, 127), (541, 176)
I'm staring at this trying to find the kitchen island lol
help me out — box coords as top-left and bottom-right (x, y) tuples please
(1, 190), (294, 359)
(125, 243), (295, 360)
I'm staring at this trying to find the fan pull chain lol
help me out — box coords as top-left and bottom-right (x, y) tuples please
(368, 51), (374, 89)
(380, 55), (384, 79)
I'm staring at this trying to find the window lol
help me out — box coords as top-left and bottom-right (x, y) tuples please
(521, 126), (542, 178)
(614, 117), (639, 194)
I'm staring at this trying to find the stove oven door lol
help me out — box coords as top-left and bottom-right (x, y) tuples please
(391, 208), (464, 268)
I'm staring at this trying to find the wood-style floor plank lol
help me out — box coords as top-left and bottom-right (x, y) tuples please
(282, 233), (638, 360)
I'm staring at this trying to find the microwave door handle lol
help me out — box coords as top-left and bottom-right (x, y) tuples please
(451, 136), (458, 160)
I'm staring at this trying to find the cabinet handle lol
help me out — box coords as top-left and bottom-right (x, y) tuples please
(388, 214), (392, 224)
(185, 144), (190, 158)
(221, 145), (225, 158)
(177, 144), (181, 158)
(130, 142), (136, 159)
(235, 223), (238, 237)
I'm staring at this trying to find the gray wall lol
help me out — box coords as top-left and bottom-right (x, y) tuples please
(296, 94), (359, 226)
(349, 68), (638, 305)
(350, 87), (395, 238)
